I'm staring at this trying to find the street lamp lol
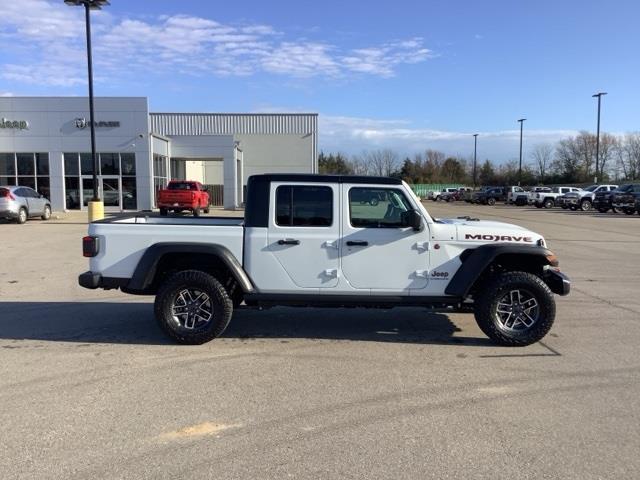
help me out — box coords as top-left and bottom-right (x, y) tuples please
(592, 92), (607, 183)
(472, 134), (478, 188)
(517, 118), (526, 186)
(64, 0), (110, 221)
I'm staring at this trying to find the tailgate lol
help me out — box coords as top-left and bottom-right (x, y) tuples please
(158, 190), (194, 204)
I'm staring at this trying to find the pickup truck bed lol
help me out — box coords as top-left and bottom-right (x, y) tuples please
(90, 215), (244, 280)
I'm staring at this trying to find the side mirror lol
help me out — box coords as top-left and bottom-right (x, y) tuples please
(401, 209), (423, 231)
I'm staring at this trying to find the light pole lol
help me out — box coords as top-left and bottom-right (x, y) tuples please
(65, 0), (110, 221)
(592, 92), (607, 183)
(517, 118), (526, 186)
(472, 134), (478, 188)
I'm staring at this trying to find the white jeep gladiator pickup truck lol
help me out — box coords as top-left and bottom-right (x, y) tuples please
(79, 174), (570, 346)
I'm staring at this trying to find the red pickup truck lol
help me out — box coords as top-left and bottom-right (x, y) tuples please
(157, 181), (210, 216)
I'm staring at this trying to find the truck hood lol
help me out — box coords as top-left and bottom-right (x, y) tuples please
(437, 217), (543, 245)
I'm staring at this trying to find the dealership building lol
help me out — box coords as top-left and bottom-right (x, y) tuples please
(0, 97), (318, 211)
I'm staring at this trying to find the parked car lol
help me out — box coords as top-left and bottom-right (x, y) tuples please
(534, 186), (582, 209)
(611, 183), (640, 215)
(0, 185), (52, 224)
(476, 187), (507, 206)
(432, 187), (459, 201)
(506, 186), (526, 204)
(157, 180), (210, 216)
(593, 184), (630, 213)
(527, 187), (552, 205)
(440, 187), (471, 202)
(468, 186), (493, 203)
(558, 184), (618, 211)
(79, 173), (570, 346)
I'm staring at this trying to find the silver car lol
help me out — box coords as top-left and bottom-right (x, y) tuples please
(0, 185), (52, 224)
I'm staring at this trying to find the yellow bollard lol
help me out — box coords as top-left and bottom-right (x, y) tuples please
(88, 200), (105, 222)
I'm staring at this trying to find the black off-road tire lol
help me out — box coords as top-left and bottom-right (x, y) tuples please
(154, 270), (233, 345)
(159, 207), (168, 216)
(203, 207), (210, 214)
(474, 271), (556, 347)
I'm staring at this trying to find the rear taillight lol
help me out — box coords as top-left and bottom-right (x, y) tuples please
(0, 189), (15, 200)
(83, 236), (99, 257)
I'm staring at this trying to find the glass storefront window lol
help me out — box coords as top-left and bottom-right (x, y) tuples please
(122, 177), (137, 210)
(0, 176), (17, 186)
(64, 153), (79, 176)
(65, 177), (80, 209)
(36, 153), (49, 175)
(18, 176), (36, 189)
(0, 153), (15, 176)
(121, 153), (136, 175)
(17, 153), (35, 176)
(100, 153), (119, 175)
(82, 178), (94, 207)
(37, 177), (50, 200)
(81, 153), (94, 175)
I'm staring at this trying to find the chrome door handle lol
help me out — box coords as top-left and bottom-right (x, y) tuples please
(278, 238), (300, 245)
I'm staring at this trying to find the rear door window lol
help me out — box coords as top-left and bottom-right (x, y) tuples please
(275, 185), (333, 227)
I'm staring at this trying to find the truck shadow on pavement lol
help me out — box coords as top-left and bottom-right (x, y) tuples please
(0, 302), (492, 347)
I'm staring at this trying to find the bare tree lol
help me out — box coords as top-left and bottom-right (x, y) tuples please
(365, 149), (399, 176)
(617, 132), (640, 180)
(531, 143), (553, 183)
(349, 153), (370, 176)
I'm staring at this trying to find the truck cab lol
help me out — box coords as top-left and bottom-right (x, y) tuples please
(80, 174), (570, 346)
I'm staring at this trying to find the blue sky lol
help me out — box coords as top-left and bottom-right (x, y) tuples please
(0, 0), (638, 162)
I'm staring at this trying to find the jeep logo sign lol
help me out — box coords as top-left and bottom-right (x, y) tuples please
(75, 117), (120, 129)
(0, 118), (29, 130)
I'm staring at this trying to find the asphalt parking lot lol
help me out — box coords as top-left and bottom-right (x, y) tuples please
(1, 203), (639, 479)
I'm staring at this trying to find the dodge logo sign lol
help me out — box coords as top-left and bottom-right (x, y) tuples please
(75, 117), (120, 129)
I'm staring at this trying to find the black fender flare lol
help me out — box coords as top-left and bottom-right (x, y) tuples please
(445, 244), (556, 297)
(127, 242), (255, 294)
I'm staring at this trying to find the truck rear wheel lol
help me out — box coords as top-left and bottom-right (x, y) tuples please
(474, 271), (556, 346)
(154, 270), (233, 344)
(193, 206), (201, 217)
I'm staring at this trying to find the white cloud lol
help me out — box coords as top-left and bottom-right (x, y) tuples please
(0, 1), (434, 87)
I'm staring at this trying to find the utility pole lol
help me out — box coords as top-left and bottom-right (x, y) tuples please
(517, 118), (526, 186)
(472, 134), (478, 188)
(65, 0), (110, 221)
(592, 92), (607, 183)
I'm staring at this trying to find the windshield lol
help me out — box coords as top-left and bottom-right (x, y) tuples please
(583, 185), (598, 192)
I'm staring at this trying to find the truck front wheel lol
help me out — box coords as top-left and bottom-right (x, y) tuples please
(474, 272), (555, 346)
(154, 270), (233, 344)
